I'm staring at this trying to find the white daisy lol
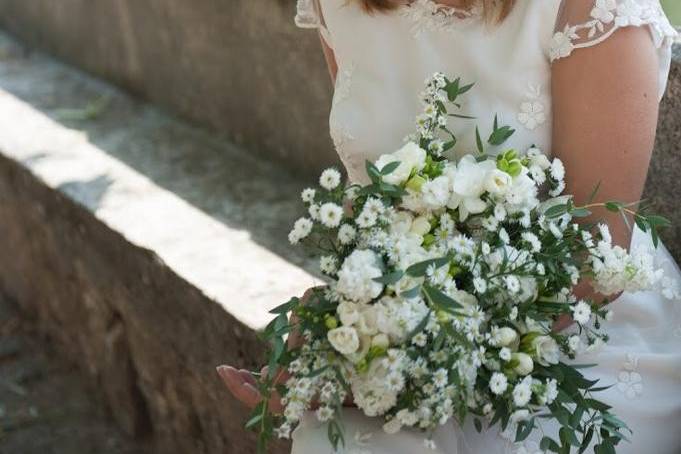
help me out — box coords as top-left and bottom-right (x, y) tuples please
(319, 203), (343, 228)
(320, 168), (342, 190)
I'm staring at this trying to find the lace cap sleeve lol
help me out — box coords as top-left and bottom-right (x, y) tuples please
(550, 0), (678, 62)
(295, 0), (334, 47)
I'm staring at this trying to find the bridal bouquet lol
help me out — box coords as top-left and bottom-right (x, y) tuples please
(247, 73), (674, 453)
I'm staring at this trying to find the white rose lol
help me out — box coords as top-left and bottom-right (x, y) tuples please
(512, 353), (534, 376)
(337, 301), (361, 326)
(345, 335), (372, 364)
(410, 216), (432, 236)
(532, 336), (560, 366)
(494, 327), (518, 347)
(374, 142), (427, 185)
(327, 327), (360, 355)
(357, 305), (379, 336)
(484, 169), (512, 196)
(390, 211), (414, 236)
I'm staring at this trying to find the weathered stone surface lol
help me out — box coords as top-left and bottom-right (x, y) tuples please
(642, 45), (681, 262)
(0, 154), (290, 453)
(0, 0), (337, 178)
(0, 34), (315, 453)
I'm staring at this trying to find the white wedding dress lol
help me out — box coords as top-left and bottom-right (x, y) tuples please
(292, 0), (681, 452)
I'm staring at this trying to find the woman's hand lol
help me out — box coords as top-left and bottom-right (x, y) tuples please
(217, 288), (317, 412)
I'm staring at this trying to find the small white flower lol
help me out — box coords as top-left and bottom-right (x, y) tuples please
(433, 368), (448, 388)
(568, 335), (581, 353)
(338, 224), (357, 244)
(521, 232), (542, 253)
(288, 217), (313, 244)
(301, 188), (316, 203)
(316, 406), (335, 422)
(572, 301), (592, 325)
(505, 276), (521, 294)
(499, 347), (512, 361)
(509, 307), (518, 320)
(320, 168), (342, 190)
(489, 372), (509, 395)
(308, 203), (321, 220)
(320, 255), (338, 275)
(319, 203), (344, 228)
(356, 210), (378, 228)
(550, 158), (565, 181)
(412, 332), (428, 347)
(512, 378), (533, 407)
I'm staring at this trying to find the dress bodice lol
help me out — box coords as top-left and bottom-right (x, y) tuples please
(296, 0), (676, 184)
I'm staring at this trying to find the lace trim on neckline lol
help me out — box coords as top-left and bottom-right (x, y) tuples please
(550, 0), (678, 62)
(401, 0), (483, 36)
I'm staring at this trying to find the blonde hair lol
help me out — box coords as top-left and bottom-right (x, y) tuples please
(358, 0), (516, 23)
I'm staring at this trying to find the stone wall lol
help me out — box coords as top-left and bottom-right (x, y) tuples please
(0, 0), (336, 176)
(0, 154), (289, 453)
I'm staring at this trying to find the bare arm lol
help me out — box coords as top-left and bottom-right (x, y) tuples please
(551, 26), (660, 249)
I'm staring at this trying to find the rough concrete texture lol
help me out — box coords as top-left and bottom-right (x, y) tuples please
(0, 295), (151, 454)
(0, 0), (337, 178)
(0, 34), (315, 453)
(642, 45), (681, 262)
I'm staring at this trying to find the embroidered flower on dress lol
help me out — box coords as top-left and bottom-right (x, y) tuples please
(400, 0), (482, 37)
(517, 84), (546, 131)
(549, 0), (677, 62)
(616, 353), (643, 399)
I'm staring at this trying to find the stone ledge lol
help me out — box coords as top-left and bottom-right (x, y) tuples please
(0, 33), (318, 453)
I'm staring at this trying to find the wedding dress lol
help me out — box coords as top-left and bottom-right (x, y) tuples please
(292, 0), (681, 452)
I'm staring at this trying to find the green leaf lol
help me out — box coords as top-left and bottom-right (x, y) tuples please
(488, 125), (515, 146)
(604, 201), (623, 213)
(579, 426), (595, 454)
(458, 81), (475, 95)
(540, 436), (560, 452)
(559, 427), (580, 447)
(373, 270), (404, 285)
(570, 208), (592, 218)
(400, 285), (422, 299)
(474, 418), (483, 433)
(405, 256), (451, 277)
(515, 418), (535, 442)
(379, 161), (401, 176)
(365, 160), (381, 183)
(475, 127), (484, 154)
(587, 181), (602, 204)
(422, 284), (463, 312)
(545, 204), (569, 219)
(269, 297), (299, 315)
(245, 412), (263, 430)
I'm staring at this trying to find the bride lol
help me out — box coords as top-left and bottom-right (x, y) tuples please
(219, 0), (681, 452)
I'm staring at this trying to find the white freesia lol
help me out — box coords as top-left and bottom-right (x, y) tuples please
(448, 155), (496, 220)
(484, 168), (513, 196)
(374, 142), (427, 185)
